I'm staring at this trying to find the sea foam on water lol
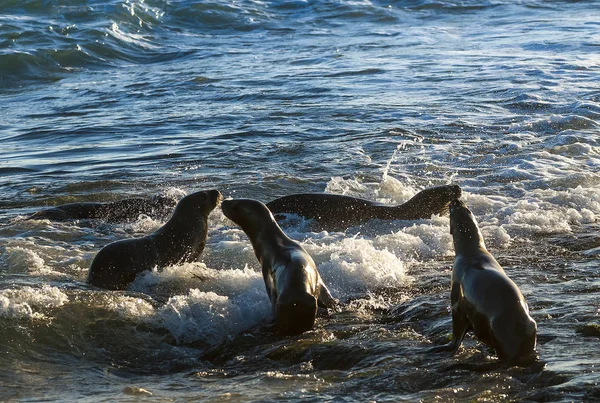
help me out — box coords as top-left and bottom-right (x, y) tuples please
(0, 285), (69, 320)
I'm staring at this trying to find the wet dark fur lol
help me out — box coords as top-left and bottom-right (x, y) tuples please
(429, 199), (537, 365)
(87, 190), (221, 290)
(222, 198), (337, 335)
(266, 184), (461, 231)
(28, 194), (177, 222)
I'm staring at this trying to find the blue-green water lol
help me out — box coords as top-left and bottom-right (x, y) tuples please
(1, 1), (599, 401)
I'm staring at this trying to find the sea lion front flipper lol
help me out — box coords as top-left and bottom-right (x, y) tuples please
(317, 279), (338, 309)
(427, 284), (471, 355)
(427, 309), (470, 355)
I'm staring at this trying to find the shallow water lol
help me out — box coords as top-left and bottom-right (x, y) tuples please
(1, 0), (600, 401)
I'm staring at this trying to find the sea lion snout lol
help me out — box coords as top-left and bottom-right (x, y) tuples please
(178, 189), (222, 216)
(181, 189), (222, 209)
(451, 184), (461, 192)
(222, 198), (274, 226)
(449, 198), (467, 212)
(207, 189), (223, 206)
(449, 199), (469, 234)
(435, 184), (462, 201)
(221, 199), (241, 221)
(448, 185), (462, 199)
(448, 199), (483, 247)
(220, 199), (232, 211)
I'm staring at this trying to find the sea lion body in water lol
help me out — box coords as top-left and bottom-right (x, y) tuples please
(28, 194), (177, 222)
(431, 199), (537, 364)
(266, 184), (461, 231)
(221, 198), (337, 335)
(87, 190), (221, 290)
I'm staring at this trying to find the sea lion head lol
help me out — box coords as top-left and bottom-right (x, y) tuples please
(449, 199), (485, 251)
(221, 198), (276, 236)
(426, 184), (462, 214)
(174, 189), (222, 218)
(404, 184), (463, 217)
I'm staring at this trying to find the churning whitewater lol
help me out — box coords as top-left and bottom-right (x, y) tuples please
(1, 0), (600, 401)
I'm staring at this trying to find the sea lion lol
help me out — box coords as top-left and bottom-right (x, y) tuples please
(28, 194), (177, 222)
(266, 184), (461, 231)
(221, 198), (337, 335)
(87, 190), (221, 290)
(430, 199), (537, 365)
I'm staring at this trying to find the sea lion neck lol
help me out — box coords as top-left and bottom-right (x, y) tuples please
(453, 233), (487, 258)
(449, 199), (487, 256)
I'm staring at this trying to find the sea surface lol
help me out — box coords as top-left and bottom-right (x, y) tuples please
(1, 0), (600, 401)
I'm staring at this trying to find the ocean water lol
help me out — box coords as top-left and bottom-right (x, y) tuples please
(1, 0), (600, 401)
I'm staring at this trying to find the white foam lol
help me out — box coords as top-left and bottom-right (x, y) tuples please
(0, 243), (80, 278)
(532, 186), (600, 215)
(0, 285), (69, 320)
(373, 218), (454, 261)
(461, 192), (508, 215)
(2, 246), (46, 274)
(305, 236), (411, 297)
(156, 287), (270, 345)
(132, 263), (204, 294)
(123, 261), (271, 345)
(160, 187), (187, 200)
(502, 206), (583, 235)
(482, 188), (599, 236)
(0, 295), (34, 319)
(480, 225), (512, 249)
(105, 295), (155, 319)
(124, 215), (164, 234)
(132, 262), (265, 298)
(449, 187), (600, 242)
(347, 292), (401, 314)
(107, 22), (159, 49)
